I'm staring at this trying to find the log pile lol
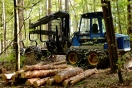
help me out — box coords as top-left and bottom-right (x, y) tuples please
(1, 60), (98, 87)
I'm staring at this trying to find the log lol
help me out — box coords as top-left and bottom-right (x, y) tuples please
(54, 67), (83, 83)
(62, 68), (98, 87)
(11, 69), (25, 85)
(2, 70), (25, 85)
(0, 67), (7, 74)
(23, 64), (69, 71)
(46, 77), (54, 85)
(54, 64), (71, 69)
(2, 73), (15, 80)
(11, 69), (24, 79)
(52, 60), (66, 65)
(21, 69), (62, 78)
(33, 77), (49, 87)
(23, 64), (54, 71)
(25, 78), (40, 85)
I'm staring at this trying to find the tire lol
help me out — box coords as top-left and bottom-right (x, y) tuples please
(20, 48), (25, 56)
(66, 49), (82, 66)
(85, 48), (109, 69)
(25, 46), (42, 60)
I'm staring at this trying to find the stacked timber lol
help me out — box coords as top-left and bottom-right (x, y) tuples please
(1, 60), (98, 87)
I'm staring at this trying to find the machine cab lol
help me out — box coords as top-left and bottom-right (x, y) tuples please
(72, 12), (131, 52)
(72, 12), (106, 46)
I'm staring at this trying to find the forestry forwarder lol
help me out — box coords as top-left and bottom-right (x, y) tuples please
(66, 11), (131, 69)
(25, 11), (71, 62)
(26, 11), (131, 69)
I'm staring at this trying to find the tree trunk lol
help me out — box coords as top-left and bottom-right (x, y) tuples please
(127, 0), (132, 48)
(127, 0), (132, 34)
(18, 0), (24, 48)
(65, 0), (68, 11)
(23, 64), (69, 71)
(21, 69), (62, 78)
(101, 0), (123, 83)
(62, 68), (98, 87)
(48, 0), (52, 39)
(33, 77), (49, 87)
(116, 0), (122, 34)
(2, 0), (6, 55)
(13, 0), (20, 71)
(54, 67), (83, 83)
(101, 0), (118, 73)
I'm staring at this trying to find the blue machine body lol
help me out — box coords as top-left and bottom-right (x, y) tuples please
(71, 12), (131, 51)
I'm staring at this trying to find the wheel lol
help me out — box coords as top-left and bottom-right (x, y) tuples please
(24, 46), (42, 65)
(66, 49), (81, 66)
(85, 48), (109, 69)
(20, 48), (25, 56)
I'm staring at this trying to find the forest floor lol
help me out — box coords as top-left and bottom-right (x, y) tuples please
(1, 55), (132, 88)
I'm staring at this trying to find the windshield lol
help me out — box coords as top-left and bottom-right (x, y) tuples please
(79, 18), (106, 34)
(80, 18), (90, 32)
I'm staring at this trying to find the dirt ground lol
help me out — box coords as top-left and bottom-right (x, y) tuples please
(1, 55), (132, 88)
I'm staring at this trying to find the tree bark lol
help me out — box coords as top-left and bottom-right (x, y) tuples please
(101, 0), (123, 83)
(116, 0), (122, 34)
(11, 69), (24, 83)
(62, 68), (98, 87)
(2, 0), (6, 54)
(23, 64), (69, 71)
(18, 0), (24, 48)
(25, 78), (40, 85)
(13, 0), (20, 71)
(48, 0), (52, 39)
(2, 73), (15, 80)
(101, 0), (118, 73)
(21, 69), (62, 78)
(54, 67), (83, 83)
(127, 0), (132, 34)
(51, 60), (66, 65)
(65, 0), (69, 11)
(33, 77), (49, 87)
(46, 77), (54, 85)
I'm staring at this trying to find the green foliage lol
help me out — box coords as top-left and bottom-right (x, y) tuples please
(0, 0), (131, 59)
(117, 58), (125, 69)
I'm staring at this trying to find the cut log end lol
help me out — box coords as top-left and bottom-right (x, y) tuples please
(2, 73), (15, 80)
(33, 77), (50, 87)
(22, 65), (27, 71)
(25, 78), (40, 85)
(20, 72), (25, 78)
(46, 78), (54, 85)
(54, 75), (62, 83)
(33, 81), (39, 87)
(62, 80), (69, 87)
